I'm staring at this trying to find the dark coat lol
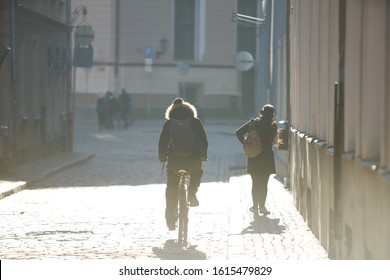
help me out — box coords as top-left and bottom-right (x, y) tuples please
(236, 117), (277, 176)
(96, 97), (105, 114)
(158, 101), (208, 173)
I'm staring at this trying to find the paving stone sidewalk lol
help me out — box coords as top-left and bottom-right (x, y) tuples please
(0, 109), (328, 260)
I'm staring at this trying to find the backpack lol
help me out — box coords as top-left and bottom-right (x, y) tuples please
(169, 118), (196, 157)
(243, 120), (262, 157)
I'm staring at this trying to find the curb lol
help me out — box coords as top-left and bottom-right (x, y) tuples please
(27, 154), (95, 186)
(0, 153), (94, 200)
(0, 181), (27, 200)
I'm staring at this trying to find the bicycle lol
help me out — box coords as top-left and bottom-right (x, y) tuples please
(176, 169), (190, 247)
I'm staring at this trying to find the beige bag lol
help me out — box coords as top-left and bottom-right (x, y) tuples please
(243, 120), (262, 157)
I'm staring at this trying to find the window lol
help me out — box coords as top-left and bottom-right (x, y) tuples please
(174, 0), (195, 60)
(178, 82), (202, 103)
(174, 0), (205, 61)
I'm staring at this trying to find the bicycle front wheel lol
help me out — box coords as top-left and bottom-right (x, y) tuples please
(177, 186), (189, 246)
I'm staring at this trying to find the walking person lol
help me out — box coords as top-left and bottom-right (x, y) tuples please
(235, 104), (277, 215)
(158, 98), (208, 230)
(102, 91), (114, 129)
(109, 92), (121, 129)
(96, 94), (106, 130)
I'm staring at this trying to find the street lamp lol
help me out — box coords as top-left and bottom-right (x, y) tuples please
(156, 36), (168, 60)
(72, 6), (94, 68)
(67, 5), (94, 151)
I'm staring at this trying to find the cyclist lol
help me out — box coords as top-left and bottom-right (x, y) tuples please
(158, 98), (208, 231)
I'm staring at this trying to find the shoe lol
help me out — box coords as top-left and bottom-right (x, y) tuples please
(167, 220), (176, 231)
(188, 193), (199, 207)
(259, 207), (270, 215)
(249, 206), (258, 214)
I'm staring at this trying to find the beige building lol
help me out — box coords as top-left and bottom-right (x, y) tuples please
(71, 0), (257, 119)
(289, 0), (390, 259)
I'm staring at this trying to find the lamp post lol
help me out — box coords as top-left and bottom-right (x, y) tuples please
(70, 5), (94, 151)
(72, 6), (94, 68)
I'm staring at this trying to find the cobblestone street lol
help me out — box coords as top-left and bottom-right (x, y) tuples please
(0, 108), (328, 260)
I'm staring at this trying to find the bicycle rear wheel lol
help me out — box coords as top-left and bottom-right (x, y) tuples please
(177, 183), (189, 246)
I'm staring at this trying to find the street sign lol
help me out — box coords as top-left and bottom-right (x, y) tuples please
(144, 45), (153, 59)
(144, 45), (153, 72)
(176, 62), (189, 76)
(73, 44), (93, 68)
(235, 51), (254, 71)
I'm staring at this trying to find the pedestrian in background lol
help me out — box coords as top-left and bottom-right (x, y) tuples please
(235, 104), (277, 216)
(101, 91), (113, 129)
(158, 97), (208, 231)
(96, 94), (106, 130)
(109, 92), (121, 129)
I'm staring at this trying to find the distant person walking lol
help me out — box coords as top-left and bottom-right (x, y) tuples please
(108, 92), (120, 129)
(235, 104), (277, 216)
(96, 94), (106, 130)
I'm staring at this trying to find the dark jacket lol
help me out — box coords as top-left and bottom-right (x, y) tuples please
(96, 97), (105, 114)
(158, 101), (208, 172)
(236, 117), (277, 176)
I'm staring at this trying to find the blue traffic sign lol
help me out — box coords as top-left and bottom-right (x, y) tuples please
(145, 45), (153, 59)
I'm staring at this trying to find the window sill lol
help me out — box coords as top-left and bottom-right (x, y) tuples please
(379, 169), (390, 181)
(314, 140), (327, 148)
(326, 146), (334, 155)
(357, 158), (380, 171)
(342, 151), (355, 160)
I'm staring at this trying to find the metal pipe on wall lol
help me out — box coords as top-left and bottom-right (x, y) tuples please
(66, 0), (73, 152)
(115, 0), (120, 94)
(331, 0), (346, 260)
(10, 0), (16, 157)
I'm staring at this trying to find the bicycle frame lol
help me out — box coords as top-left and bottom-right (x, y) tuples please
(177, 170), (189, 247)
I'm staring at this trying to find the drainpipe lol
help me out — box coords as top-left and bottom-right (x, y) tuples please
(331, 0), (346, 259)
(10, 0), (17, 157)
(285, 0), (291, 186)
(66, 0), (73, 152)
(115, 0), (120, 94)
(255, 0), (269, 112)
(285, 0), (291, 129)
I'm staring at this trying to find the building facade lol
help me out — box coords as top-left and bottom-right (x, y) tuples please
(288, 0), (390, 259)
(0, 0), (72, 169)
(71, 0), (262, 119)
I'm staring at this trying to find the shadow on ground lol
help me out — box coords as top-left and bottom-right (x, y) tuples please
(152, 239), (207, 260)
(241, 215), (286, 235)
